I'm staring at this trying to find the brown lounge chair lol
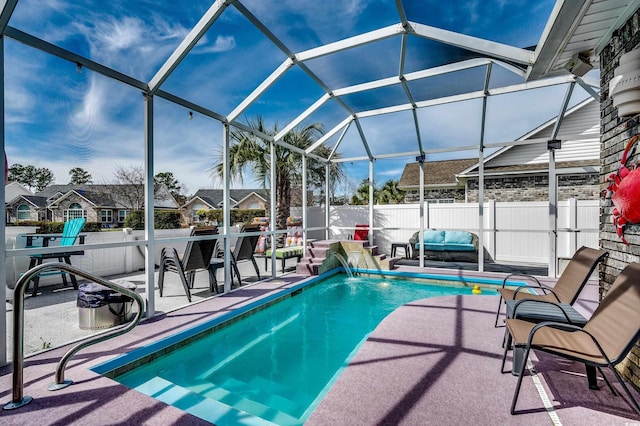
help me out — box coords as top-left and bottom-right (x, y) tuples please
(494, 246), (608, 327)
(505, 262), (640, 416)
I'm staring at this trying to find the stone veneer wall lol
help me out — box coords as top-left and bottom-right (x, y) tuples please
(599, 7), (640, 390)
(403, 188), (466, 203)
(466, 174), (599, 202)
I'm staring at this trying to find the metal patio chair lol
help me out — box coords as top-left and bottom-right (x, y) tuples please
(505, 262), (640, 416)
(230, 223), (261, 286)
(494, 246), (608, 327)
(158, 226), (218, 302)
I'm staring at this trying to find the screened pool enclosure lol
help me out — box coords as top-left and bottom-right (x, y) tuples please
(2, 0), (636, 363)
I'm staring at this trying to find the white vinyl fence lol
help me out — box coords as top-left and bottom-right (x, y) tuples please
(5, 200), (598, 285)
(293, 199), (599, 265)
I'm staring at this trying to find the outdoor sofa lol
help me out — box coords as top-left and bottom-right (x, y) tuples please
(409, 229), (478, 262)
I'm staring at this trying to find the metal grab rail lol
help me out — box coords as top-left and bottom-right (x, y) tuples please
(3, 262), (145, 410)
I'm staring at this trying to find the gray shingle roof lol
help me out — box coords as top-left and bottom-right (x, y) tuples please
(398, 159), (478, 189)
(190, 189), (268, 208)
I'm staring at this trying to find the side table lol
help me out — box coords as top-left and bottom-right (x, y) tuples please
(391, 242), (410, 258)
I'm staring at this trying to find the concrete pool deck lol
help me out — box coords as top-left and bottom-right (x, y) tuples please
(1, 267), (639, 425)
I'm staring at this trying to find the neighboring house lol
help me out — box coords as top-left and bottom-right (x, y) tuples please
(398, 159), (477, 203)
(182, 188), (268, 225)
(6, 184), (180, 226)
(398, 98), (600, 203)
(5, 182), (32, 203)
(4, 182), (35, 223)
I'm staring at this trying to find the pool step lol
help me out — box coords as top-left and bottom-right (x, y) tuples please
(202, 376), (305, 424)
(297, 240), (397, 276)
(133, 376), (283, 425)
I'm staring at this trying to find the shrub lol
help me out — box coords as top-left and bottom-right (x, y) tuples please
(204, 209), (266, 226)
(124, 210), (182, 230)
(124, 211), (144, 230)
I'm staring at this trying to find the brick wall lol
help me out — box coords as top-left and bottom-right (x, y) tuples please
(599, 7), (640, 390)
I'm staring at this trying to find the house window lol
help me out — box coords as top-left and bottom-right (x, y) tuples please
(192, 204), (205, 222)
(118, 210), (129, 223)
(64, 203), (87, 221)
(17, 204), (31, 221)
(101, 210), (113, 222)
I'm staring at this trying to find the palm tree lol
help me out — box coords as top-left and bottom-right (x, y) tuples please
(213, 117), (344, 233)
(378, 179), (405, 204)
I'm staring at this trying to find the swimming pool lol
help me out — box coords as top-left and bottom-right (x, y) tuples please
(104, 274), (489, 425)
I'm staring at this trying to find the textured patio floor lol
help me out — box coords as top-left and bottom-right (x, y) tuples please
(1, 267), (639, 425)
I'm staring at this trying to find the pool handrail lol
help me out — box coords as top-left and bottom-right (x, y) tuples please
(3, 262), (144, 410)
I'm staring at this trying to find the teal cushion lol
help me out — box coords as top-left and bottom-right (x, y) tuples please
(423, 230), (445, 244)
(444, 231), (472, 245)
(423, 243), (446, 251)
(443, 243), (475, 251)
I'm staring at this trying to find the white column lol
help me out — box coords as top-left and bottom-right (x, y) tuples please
(419, 158), (425, 268)
(222, 124), (232, 292)
(0, 35), (7, 364)
(368, 160), (374, 246)
(143, 94), (155, 317)
(302, 155), (307, 256)
(325, 164), (330, 240)
(269, 141), (277, 275)
(549, 148), (557, 277)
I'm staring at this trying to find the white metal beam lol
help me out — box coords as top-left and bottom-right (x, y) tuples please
(228, 58), (295, 121)
(275, 94), (331, 141)
(409, 21), (534, 65)
(5, 27), (148, 91)
(357, 103), (414, 118)
(296, 24), (404, 62)
(328, 121), (352, 161)
(333, 59), (490, 98)
(156, 90), (227, 123)
(305, 116), (352, 154)
(148, 0), (229, 95)
(575, 77), (600, 101)
(354, 118), (373, 160)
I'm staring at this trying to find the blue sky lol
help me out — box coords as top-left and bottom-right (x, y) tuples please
(4, 0), (593, 197)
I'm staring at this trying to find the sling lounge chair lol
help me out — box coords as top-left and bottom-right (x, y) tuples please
(506, 262), (640, 416)
(158, 226), (218, 302)
(208, 238), (238, 293)
(494, 246), (608, 327)
(230, 223), (261, 286)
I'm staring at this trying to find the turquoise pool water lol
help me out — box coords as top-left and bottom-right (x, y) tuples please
(113, 274), (486, 425)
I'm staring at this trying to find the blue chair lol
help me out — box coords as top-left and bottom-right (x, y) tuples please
(27, 218), (86, 297)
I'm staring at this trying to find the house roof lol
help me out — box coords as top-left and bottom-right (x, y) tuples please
(34, 184), (179, 209)
(187, 189), (269, 209)
(7, 195), (48, 208)
(398, 159), (477, 189)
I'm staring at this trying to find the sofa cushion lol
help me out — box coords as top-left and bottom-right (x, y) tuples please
(423, 230), (445, 244)
(444, 231), (472, 245)
(421, 243), (444, 251)
(442, 243), (475, 252)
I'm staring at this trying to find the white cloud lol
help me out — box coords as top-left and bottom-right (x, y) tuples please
(193, 35), (237, 54)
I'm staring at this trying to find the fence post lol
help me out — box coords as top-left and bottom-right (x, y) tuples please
(488, 199), (496, 260)
(568, 198), (577, 256)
